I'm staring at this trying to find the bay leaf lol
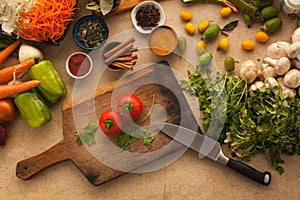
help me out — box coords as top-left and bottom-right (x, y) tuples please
(100, 0), (114, 16)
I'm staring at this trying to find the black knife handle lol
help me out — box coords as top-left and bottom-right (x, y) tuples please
(226, 158), (271, 186)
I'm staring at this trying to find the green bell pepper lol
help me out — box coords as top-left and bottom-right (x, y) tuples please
(14, 89), (52, 128)
(28, 60), (67, 104)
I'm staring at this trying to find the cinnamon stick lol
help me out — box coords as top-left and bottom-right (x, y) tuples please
(121, 60), (136, 65)
(119, 52), (132, 57)
(104, 43), (134, 64)
(104, 37), (135, 59)
(114, 54), (137, 62)
(111, 62), (133, 69)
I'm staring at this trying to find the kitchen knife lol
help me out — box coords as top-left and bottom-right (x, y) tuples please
(154, 122), (271, 186)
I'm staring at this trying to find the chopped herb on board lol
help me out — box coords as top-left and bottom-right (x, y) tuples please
(117, 127), (154, 150)
(180, 70), (300, 174)
(74, 121), (98, 145)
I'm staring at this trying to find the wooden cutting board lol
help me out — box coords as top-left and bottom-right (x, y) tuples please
(16, 62), (198, 186)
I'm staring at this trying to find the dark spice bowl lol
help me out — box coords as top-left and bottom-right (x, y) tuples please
(73, 15), (109, 50)
(66, 52), (93, 79)
(131, 1), (165, 34)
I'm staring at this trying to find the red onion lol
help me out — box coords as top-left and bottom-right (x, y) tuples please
(0, 124), (8, 148)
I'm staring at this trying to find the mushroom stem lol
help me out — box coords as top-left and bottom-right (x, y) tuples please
(263, 57), (277, 66)
(264, 57), (291, 76)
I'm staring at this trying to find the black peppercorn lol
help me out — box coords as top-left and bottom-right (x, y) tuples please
(135, 5), (161, 29)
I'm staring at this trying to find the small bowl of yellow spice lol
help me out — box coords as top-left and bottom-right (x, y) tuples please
(148, 26), (178, 56)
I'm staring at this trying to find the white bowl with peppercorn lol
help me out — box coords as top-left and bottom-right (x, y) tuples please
(131, 1), (165, 34)
(66, 52), (93, 79)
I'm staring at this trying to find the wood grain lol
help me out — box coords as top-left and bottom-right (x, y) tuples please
(16, 62), (198, 186)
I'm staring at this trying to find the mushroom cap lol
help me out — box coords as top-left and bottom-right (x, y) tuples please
(267, 41), (290, 59)
(292, 27), (300, 43)
(287, 41), (300, 59)
(275, 57), (291, 76)
(283, 69), (300, 88)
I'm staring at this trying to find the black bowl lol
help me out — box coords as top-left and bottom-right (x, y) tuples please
(73, 15), (109, 51)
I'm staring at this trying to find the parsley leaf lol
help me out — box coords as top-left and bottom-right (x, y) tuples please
(75, 121), (98, 145)
(181, 70), (300, 174)
(117, 127), (154, 150)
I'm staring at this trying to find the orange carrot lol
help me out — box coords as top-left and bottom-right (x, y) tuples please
(0, 58), (35, 84)
(0, 80), (41, 99)
(17, 0), (77, 43)
(0, 40), (21, 65)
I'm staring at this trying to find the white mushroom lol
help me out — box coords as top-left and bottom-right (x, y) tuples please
(249, 81), (264, 96)
(287, 41), (300, 60)
(291, 59), (300, 70)
(277, 77), (296, 97)
(261, 63), (269, 69)
(263, 57), (291, 76)
(239, 60), (258, 84)
(249, 84), (257, 96)
(254, 81), (264, 89)
(262, 65), (277, 79)
(265, 77), (278, 88)
(283, 69), (300, 88)
(267, 41), (290, 59)
(291, 27), (300, 43)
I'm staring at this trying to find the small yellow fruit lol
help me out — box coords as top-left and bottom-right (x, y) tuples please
(241, 40), (255, 50)
(180, 10), (193, 21)
(197, 20), (210, 33)
(185, 23), (196, 35)
(196, 40), (206, 54)
(217, 38), (230, 52)
(220, 7), (232, 18)
(255, 31), (269, 43)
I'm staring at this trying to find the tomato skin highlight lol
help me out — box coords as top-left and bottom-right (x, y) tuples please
(99, 110), (123, 135)
(117, 94), (143, 120)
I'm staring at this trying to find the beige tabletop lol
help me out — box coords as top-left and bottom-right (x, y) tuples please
(1, 0), (300, 199)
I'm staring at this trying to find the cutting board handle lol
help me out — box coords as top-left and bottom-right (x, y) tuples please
(16, 140), (71, 180)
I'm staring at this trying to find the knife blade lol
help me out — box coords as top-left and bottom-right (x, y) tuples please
(154, 122), (271, 186)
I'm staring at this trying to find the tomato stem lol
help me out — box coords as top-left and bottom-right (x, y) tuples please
(104, 119), (114, 130)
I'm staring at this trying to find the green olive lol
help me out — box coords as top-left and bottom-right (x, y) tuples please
(243, 14), (253, 28)
(224, 56), (235, 72)
(177, 37), (187, 52)
(198, 51), (213, 67)
(261, 6), (280, 21)
(263, 17), (282, 33)
(202, 24), (221, 41)
(255, 0), (273, 10)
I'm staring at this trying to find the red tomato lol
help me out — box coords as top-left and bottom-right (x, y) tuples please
(117, 94), (143, 120)
(99, 110), (123, 135)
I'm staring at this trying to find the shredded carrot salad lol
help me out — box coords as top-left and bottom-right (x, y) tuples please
(17, 0), (77, 43)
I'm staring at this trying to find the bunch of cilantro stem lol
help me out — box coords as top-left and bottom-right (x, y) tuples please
(180, 70), (300, 174)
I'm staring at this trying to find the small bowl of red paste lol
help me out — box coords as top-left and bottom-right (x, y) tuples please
(66, 52), (92, 79)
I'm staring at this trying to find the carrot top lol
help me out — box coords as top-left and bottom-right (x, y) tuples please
(17, 0), (77, 44)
